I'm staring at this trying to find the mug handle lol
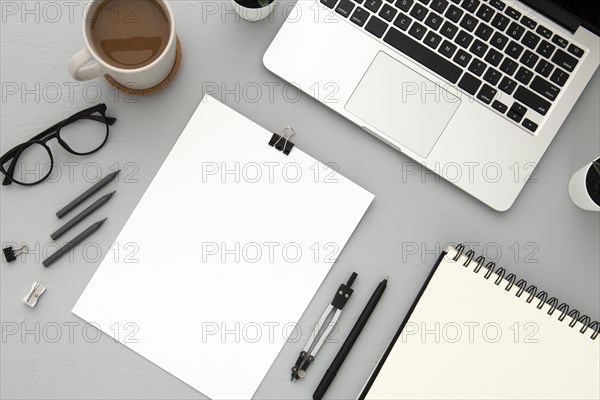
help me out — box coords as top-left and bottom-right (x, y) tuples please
(68, 48), (104, 81)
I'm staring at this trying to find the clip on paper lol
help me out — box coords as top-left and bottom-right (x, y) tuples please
(24, 282), (46, 308)
(269, 126), (296, 155)
(3, 244), (28, 262)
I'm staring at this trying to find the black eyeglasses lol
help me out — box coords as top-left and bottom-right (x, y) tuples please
(0, 104), (116, 186)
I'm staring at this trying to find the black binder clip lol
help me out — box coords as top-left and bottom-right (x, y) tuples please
(269, 126), (296, 155)
(3, 244), (28, 262)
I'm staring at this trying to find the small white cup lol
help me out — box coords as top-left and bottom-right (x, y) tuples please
(68, 0), (177, 90)
(232, 0), (276, 22)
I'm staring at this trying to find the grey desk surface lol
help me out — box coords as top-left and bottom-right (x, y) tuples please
(1, 1), (599, 399)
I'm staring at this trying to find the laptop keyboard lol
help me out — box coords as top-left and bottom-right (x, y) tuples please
(320, 0), (586, 133)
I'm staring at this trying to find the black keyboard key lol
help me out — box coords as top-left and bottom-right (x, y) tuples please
(445, 4), (464, 22)
(396, 0), (413, 11)
(440, 21), (459, 38)
(408, 21), (427, 39)
(468, 58), (487, 76)
(535, 60), (554, 78)
(508, 109), (524, 123)
(394, 13), (413, 30)
(489, 0), (505, 11)
(521, 31), (541, 50)
(505, 6), (521, 20)
(514, 86), (551, 115)
(521, 15), (537, 30)
(536, 40), (556, 58)
(476, 5), (494, 22)
(470, 40), (488, 57)
(431, 0), (449, 13)
(552, 49), (578, 72)
(505, 41), (524, 59)
(512, 103), (527, 116)
(483, 67), (502, 85)
(507, 22), (525, 40)
(365, 15), (389, 37)
(522, 119), (538, 132)
(536, 25), (552, 39)
(454, 30), (473, 48)
(440, 40), (458, 58)
(490, 32), (509, 50)
(417, 0), (431, 4)
(477, 84), (497, 104)
(460, 14), (478, 32)
(491, 13), (510, 31)
(492, 100), (508, 113)
(552, 34), (568, 48)
(475, 23), (493, 41)
(520, 50), (539, 68)
(410, 3), (428, 20)
(351, 7), (370, 26)
(424, 31), (443, 48)
(568, 43), (584, 58)
(458, 72), (482, 95)
(365, 0), (383, 12)
(336, 0), (355, 17)
(425, 12), (443, 29)
(485, 48), (503, 66)
(461, 0), (479, 13)
(499, 76), (517, 94)
(454, 49), (472, 66)
(530, 76), (560, 101)
(321, 0), (339, 9)
(550, 68), (569, 87)
(500, 58), (518, 75)
(383, 27), (464, 82)
(515, 66), (533, 85)
(380, 3), (398, 21)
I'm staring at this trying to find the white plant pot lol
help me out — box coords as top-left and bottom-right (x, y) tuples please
(568, 160), (600, 212)
(232, 0), (275, 22)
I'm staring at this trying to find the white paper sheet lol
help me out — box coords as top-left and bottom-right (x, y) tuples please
(73, 95), (374, 399)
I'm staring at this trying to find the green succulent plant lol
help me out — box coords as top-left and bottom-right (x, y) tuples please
(593, 161), (600, 176)
(258, 0), (271, 6)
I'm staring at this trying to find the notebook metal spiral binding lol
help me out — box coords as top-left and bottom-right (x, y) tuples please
(451, 244), (599, 340)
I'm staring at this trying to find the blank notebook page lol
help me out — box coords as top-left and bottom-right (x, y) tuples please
(364, 246), (599, 400)
(73, 95), (374, 400)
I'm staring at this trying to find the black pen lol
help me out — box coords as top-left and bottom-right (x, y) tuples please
(43, 218), (107, 267)
(313, 278), (388, 400)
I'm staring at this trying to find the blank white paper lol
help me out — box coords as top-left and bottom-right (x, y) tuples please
(73, 95), (374, 399)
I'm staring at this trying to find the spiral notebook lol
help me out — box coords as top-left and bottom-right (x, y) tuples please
(361, 245), (600, 400)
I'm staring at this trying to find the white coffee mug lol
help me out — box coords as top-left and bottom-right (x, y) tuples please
(68, 0), (176, 90)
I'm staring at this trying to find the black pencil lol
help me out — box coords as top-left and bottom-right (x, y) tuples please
(51, 191), (115, 240)
(43, 218), (107, 267)
(56, 170), (120, 218)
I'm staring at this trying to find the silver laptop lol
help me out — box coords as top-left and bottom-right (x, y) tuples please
(264, 0), (600, 211)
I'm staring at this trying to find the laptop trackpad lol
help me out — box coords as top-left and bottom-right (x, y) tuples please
(345, 52), (461, 158)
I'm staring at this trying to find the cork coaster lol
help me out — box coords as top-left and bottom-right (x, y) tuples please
(104, 35), (182, 96)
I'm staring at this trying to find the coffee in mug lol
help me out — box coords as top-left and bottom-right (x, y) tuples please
(68, 0), (177, 91)
(89, 0), (170, 69)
